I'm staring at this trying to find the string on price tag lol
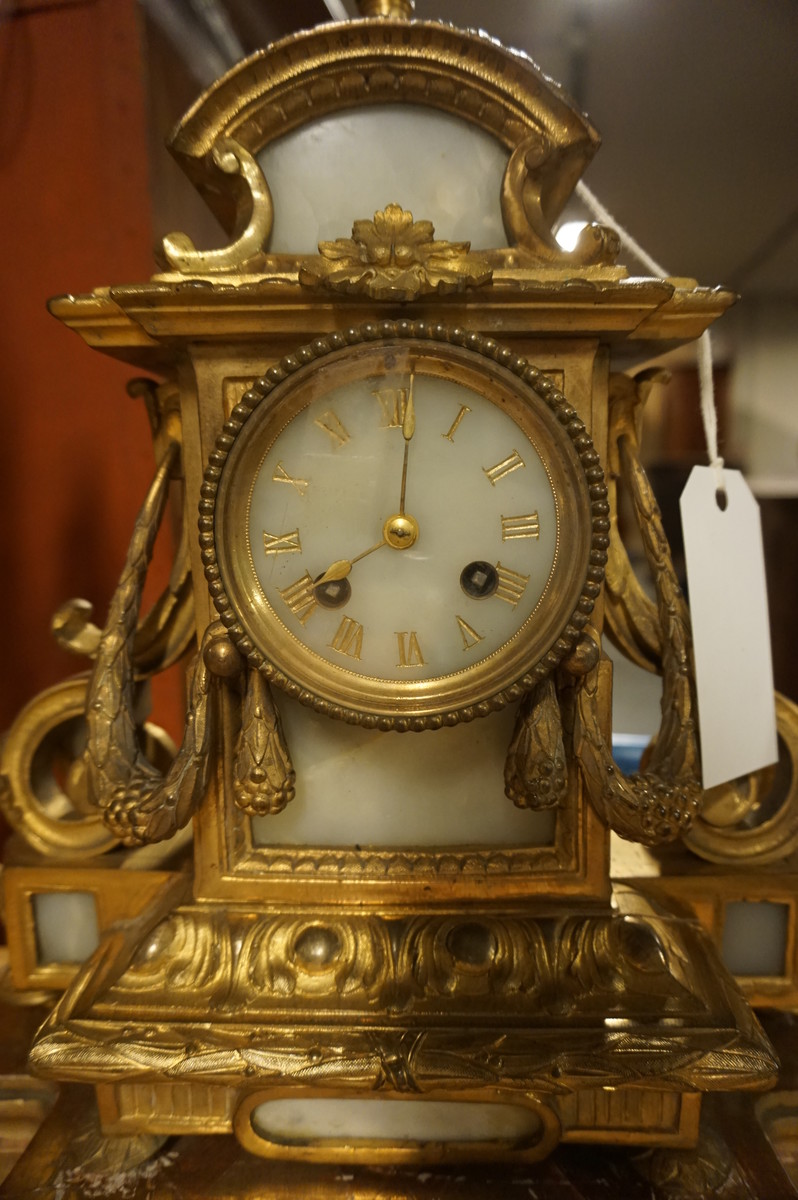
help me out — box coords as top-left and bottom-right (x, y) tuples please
(576, 181), (778, 787)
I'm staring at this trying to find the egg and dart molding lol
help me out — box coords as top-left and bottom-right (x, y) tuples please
(2, 0), (798, 1173)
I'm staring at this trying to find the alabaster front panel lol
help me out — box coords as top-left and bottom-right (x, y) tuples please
(253, 695), (556, 848)
(258, 106), (510, 253)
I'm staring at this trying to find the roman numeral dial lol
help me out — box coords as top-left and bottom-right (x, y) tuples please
(396, 631), (425, 668)
(495, 563), (530, 608)
(210, 327), (598, 733)
(502, 513), (540, 540)
(442, 404), (470, 442)
(483, 450), (525, 486)
(456, 616), (484, 652)
(279, 573), (318, 624)
(272, 462), (308, 496)
(373, 386), (410, 428)
(329, 616), (364, 660)
(263, 529), (301, 555)
(314, 409), (350, 448)
(248, 370), (562, 685)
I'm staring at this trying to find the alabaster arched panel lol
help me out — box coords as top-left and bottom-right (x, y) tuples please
(167, 20), (603, 259)
(259, 105), (510, 253)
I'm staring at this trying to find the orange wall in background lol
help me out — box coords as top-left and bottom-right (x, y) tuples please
(0, 0), (181, 737)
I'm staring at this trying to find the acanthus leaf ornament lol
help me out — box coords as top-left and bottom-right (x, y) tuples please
(504, 677), (568, 810)
(299, 204), (493, 301)
(83, 441), (216, 847)
(572, 372), (702, 846)
(233, 666), (295, 817)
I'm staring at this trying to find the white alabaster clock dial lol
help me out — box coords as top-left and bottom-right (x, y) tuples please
(249, 370), (558, 675)
(202, 323), (607, 730)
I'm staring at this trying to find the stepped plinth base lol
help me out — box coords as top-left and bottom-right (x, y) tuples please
(29, 884), (776, 1163)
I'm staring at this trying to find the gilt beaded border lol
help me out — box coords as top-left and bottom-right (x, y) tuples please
(199, 320), (609, 731)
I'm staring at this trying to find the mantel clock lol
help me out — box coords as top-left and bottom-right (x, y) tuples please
(3, 0), (798, 1180)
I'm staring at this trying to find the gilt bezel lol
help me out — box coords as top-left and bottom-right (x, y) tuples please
(199, 321), (608, 730)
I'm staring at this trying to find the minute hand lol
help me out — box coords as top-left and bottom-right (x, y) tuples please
(398, 371), (415, 516)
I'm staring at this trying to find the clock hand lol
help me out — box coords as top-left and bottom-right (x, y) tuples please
(314, 537), (387, 586)
(316, 380), (419, 594)
(398, 370), (415, 517)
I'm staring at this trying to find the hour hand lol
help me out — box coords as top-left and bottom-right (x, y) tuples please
(312, 537), (388, 607)
(315, 559), (353, 586)
(315, 538), (387, 586)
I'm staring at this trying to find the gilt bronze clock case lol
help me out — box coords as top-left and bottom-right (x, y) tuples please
(0, 7), (783, 1174)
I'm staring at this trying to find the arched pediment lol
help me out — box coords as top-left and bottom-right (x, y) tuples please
(166, 20), (606, 264)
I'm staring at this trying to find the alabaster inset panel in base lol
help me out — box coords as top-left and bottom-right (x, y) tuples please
(32, 892), (100, 966)
(722, 900), (791, 977)
(620, 873), (798, 1010)
(2, 867), (189, 992)
(96, 1080), (703, 1156)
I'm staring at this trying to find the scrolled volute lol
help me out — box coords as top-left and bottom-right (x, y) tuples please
(683, 691), (798, 865)
(501, 132), (620, 266)
(159, 138), (274, 275)
(0, 676), (121, 858)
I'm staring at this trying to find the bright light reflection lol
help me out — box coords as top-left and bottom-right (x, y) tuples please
(555, 220), (589, 251)
(322, 0), (350, 19)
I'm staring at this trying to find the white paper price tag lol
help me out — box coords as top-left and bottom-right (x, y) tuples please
(680, 466), (778, 788)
